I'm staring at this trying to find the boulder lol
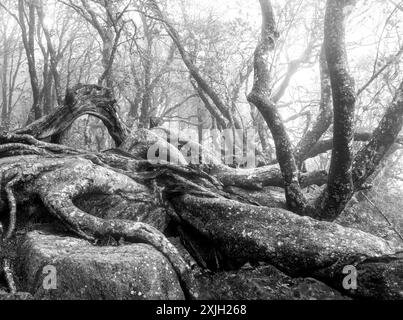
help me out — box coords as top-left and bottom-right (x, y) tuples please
(17, 228), (185, 300)
(196, 265), (349, 300)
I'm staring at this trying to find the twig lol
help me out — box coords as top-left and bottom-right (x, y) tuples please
(357, 45), (403, 97)
(359, 191), (403, 242)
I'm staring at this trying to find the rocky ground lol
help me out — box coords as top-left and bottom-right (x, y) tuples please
(0, 225), (347, 300)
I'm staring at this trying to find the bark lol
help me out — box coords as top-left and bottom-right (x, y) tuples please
(1, 120), (403, 299)
(191, 81), (227, 129)
(13, 84), (130, 146)
(312, 0), (357, 221)
(247, 0), (307, 212)
(0, 150), (197, 299)
(168, 193), (403, 299)
(207, 164), (327, 191)
(303, 132), (376, 160)
(119, 128), (188, 165)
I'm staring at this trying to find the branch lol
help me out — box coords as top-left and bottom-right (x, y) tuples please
(313, 0), (357, 221)
(271, 37), (319, 103)
(357, 44), (403, 97)
(147, 0), (233, 125)
(160, 94), (198, 118)
(36, 1), (63, 105)
(14, 84), (130, 146)
(191, 81), (227, 129)
(305, 131), (373, 160)
(294, 44), (332, 166)
(247, 0), (307, 213)
(353, 81), (403, 189)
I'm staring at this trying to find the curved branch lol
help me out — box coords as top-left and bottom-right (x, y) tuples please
(313, 0), (357, 220)
(14, 84), (130, 146)
(247, 0), (307, 212)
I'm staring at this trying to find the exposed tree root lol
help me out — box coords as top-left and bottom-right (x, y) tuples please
(2, 132), (403, 299)
(0, 154), (199, 299)
(4, 172), (22, 240)
(2, 259), (17, 294)
(168, 193), (403, 299)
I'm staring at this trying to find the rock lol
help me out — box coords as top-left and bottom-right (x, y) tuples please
(17, 228), (185, 300)
(196, 265), (349, 300)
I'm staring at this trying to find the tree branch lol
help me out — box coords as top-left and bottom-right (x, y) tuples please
(147, 0), (234, 127)
(312, 0), (357, 220)
(247, 0), (307, 212)
(353, 81), (403, 189)
(294, 44), (332, 166)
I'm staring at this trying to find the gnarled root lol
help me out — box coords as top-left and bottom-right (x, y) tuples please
(2, 135), (403, 299)
(2, 259), (17, 294)
(30, 157), (199, 299)
(169, 194), (403, 299)
(4, 172), (22, 240)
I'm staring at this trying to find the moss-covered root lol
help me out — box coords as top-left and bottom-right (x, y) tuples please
(170, 194), (403, 299)
(31, 157), (198, 299)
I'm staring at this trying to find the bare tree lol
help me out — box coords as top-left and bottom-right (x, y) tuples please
(62, 0), (129, 88)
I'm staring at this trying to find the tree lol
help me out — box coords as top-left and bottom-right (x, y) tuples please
(0, 18), (25, 130)
(63, 0), (130, 88)
(1, 0), (403, 300)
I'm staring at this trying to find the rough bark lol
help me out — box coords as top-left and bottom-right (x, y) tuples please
(208, 164), (327, 191)
(247, 0), (307, 213)
(0, 145), (198, 299)
(168, 193), (403, 299)
(303, 132), (390, 161)
(14, 84), (130, 146)
(312, 0), (357, 221)
(1, 125), (403, 299)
